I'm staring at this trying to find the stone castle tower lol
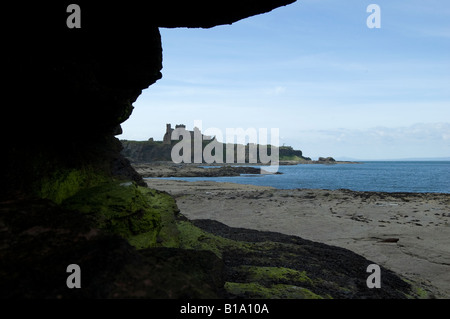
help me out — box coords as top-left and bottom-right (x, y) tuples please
(163, 123), (212, 144)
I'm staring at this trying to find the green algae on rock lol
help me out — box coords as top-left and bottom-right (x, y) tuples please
(0, 197), (224, 299)
(233, 266), (314, 286)
(189, 219), (418, 299)
(175, 219), (248, 257)
(224, 266), (322, 299)
(61, 181), (177, 249)
(138, 186), (181, 249)
(39, 166), (111, 205)
(224, 282), (324, 299)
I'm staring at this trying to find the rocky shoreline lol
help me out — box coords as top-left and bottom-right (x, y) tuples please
(2, 166), (447, 298)
(131, 160), (359, 178)
(145, 178), (450, 298)
(3, 156), (445, 299)
(132, 162), (277, 177)
(1, 180), (434, 299)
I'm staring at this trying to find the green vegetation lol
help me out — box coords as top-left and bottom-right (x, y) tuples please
(175, 220), (250, 257)
(224, 282), (324, 299)
(223, 266), (324, 299)
(121, 139), (311, 163)
(173, 221), (324, 298)
(62, 181), (165, 249)
(235, 266), (313, 286)
(402, 279), (433, 299)
(38, 166), (110, 204)
(279, 155), (306, 161)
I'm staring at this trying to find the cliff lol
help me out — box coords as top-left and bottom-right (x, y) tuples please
(121, 139), (311, 163)
(121, 140), (173, 163)
(279, 145), (312, 161)
(3, 0), (296, 199)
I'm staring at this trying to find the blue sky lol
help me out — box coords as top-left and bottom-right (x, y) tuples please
(120, 0), (450, 160)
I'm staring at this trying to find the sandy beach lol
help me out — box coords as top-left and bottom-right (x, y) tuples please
(145, 178), (450, 298)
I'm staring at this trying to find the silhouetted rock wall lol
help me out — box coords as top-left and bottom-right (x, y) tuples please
(3, 0), (294, 199)
(1, 0), (299, 299)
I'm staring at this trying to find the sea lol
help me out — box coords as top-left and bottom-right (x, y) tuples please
(156, 161), (450, 194)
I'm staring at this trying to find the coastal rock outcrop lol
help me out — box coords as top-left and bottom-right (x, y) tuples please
(132, 163), (281, 178)
(121, 139), (311, 164)
(0, 196), (223, 298)
(318, 157), (336, 163)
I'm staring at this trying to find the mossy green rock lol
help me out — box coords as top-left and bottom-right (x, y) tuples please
(187, 219), (421, 299)
(39, 166), (110, 204)
(62, 181), (178, 249)
(0, 198), (224, 299)
(138, 186), (181, 249)
(224, 282), (323, 299)
(224, 266), (322, 299)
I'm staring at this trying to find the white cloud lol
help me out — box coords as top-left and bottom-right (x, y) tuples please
(266, 86), (286, 95)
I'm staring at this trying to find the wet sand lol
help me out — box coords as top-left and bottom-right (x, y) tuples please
(145, 178), (450, 298)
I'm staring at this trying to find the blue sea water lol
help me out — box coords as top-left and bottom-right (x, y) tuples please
(154, 161), (450, 193)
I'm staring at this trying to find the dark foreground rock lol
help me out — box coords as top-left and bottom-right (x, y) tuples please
(190, 220), (412, 299)
(0, 197), (223, 298)
(1, 188), (423, 299)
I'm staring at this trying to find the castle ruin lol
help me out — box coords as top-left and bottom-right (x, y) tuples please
(163, 123), (213, 144)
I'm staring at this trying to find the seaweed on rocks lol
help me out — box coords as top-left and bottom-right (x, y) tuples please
(191, 219), (413, 299)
